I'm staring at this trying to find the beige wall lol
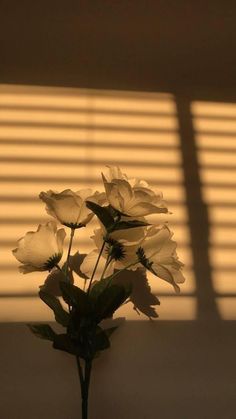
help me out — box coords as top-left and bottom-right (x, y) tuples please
(1, 84), (236, 418)
(1, 2), (236, 417)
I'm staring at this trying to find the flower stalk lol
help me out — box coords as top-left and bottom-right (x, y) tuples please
(65, 228), (75, 278)
(12, 165), (185, 419)
(83, 361), (92, 419)
(76, 357), (92, 419)
(100, 256), (112, 280)
(87, 238), (106, 294)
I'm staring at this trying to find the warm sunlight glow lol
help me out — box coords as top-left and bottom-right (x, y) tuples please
(0, 84), (202, 322)
(192, 101), (236, 318)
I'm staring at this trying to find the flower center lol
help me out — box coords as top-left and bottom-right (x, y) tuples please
(43, 253), (62, 270)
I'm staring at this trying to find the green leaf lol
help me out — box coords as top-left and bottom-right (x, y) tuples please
(28, 324), (56, 341)
(95, 284), (128, 321)
(60, 262), (73, 281)
(90, 276), (132, 306)
(60, 281), (89, 315)
(112, 220), (150, 231)
(53, 334), (77, 355)
(89, 278), (111, 301)
(39, 290), (69, 327)
(86, 201), (114, 230)
(123, 277), (133, 299)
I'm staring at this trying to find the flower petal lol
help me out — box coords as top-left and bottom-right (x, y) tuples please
(127, 202), (168, 216)
(56, 228), (66, 254)
(18, 264), (43, 274)
(80, 250), (99, 278)
(12, 221), (65, 273)
(150, 263), (181, 293)
(104, 165), (126, 181)
(142, 225), (172, 257)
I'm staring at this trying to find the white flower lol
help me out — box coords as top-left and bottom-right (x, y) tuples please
(39, 188), (105, 228)
(104, 166), (126, 182)
(102, 166), (168, 217)
(80, 225), (146, 278)
(81, 223), (184, 293)
(137, 225), (185, 293)
(12, 221), (66, 273)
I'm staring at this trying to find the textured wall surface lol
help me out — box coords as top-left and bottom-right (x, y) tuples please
(1, 2), (236, 418)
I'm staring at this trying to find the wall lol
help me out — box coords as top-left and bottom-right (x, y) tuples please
(1, 2), (236, 418)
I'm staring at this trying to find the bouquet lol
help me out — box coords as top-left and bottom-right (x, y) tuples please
(12, 166), (185, 419)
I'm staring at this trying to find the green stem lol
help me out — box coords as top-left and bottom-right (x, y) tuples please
(76, 356), (84, 389)
(100, 256), (112, 280)
(59, 228), (75, 313)
(56, 264), (68, 282)
(87, 239), (106, 294)
(82, 360), (92, 419)
(82, 396), (88, 419)
(66, 228), (75, 279)
(100, 260), (139, 294)
(76, 357), (92, 419)
(107, 260), (139, 284)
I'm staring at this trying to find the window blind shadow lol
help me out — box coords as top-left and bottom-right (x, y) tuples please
(0, 84), (235, 322)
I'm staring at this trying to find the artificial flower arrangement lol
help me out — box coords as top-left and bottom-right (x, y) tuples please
(12, 166), (185, 419)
